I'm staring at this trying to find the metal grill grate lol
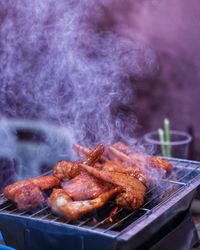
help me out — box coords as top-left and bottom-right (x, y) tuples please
(0, 158), (199, 237)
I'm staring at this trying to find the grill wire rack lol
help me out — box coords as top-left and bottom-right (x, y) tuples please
(0, 158), (199, 250)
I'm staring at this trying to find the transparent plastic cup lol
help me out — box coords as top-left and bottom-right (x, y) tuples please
(143, 130), (192, 159)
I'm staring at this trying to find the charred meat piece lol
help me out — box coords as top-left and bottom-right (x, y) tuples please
(48, 187), (120, 220)
(4, 176), (60, 210)
(54, 144), (105, 180)
(62, 171), (112, 201)
(79, 164), (147, 209)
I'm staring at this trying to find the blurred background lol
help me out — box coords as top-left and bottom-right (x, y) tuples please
(101, 0), (200, 160)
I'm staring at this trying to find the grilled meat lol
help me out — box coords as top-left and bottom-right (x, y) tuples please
(53, 161), (82, 180)
(83, 143), (104, 165)
(102, 160), (147, 186)
(62, 171), (112, 200)
(3, 142), (173, 219)
(73, 143), (108, 161)
(73, 142), (172, 186)
(48, 187), (121, 220)
(4, 176), (60, 210)
(28, 176), (60, 190)
(53, 144), (105, 180)
(109, 142), (172, 172)
(5, 181), (44, 210)
(54, 144), (112, 201)
(79, 164), (147, 209)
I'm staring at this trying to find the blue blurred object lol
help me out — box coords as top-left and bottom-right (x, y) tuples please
(0, 246), (16, 250)
(0, 232), (15, 250)
(0, 232), (2, 241)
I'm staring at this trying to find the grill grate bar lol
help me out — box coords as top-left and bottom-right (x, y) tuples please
(161, 179), (187, 186)
(103, 209), (143, 233)
(51, 217), (61, 222)
(7, 208), (18, 214)
(29, 206), (49, 217)
(0, 204), (13, 212)
(175, 163), (200, 183)
(40, 213), (53, 219)
(77, 218), (91, 227)
(91, 208), (124, 229)
(18, 210), (33, 216)
(140, 208), (150, 212)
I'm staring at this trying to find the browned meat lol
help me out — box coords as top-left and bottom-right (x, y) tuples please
(83, 143), (104, 165)
(8, 181), (45, 210)
(72, 144), (91, 158)
(53, 144), (105, 180)
(73, 142), (172, 186)
(108, 142), (172, 172)
(48, 187), (121, 220)
(110, 141), (132, 155)
(79, 164), (147, 209)
(102, 160), (147, 185)
(108, 144), (173, 173)
(62, 171), (112, 200)
(29, 176), (60, 190)
(73, 143), (108, 161)
(148, 156), (173, 172)
(53, 161), (82, 180)
(4, 176), (60, 210)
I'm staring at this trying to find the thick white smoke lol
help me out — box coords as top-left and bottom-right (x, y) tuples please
(0, 0), (158, 146)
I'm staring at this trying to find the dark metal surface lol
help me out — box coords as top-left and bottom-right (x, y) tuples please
(0, 158), (199, 250)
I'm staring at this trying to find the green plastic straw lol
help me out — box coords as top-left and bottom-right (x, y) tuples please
(164, 118), (171, 157)
(158, 128), (166, 156)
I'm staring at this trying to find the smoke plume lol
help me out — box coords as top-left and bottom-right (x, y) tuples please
(0, 0), (158, 146)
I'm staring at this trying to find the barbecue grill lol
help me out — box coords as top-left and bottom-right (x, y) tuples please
(0, 158), (199, 250)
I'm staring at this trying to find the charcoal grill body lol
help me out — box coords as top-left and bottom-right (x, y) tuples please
(0, 159), (199, 250)
(0, 215), (117, 250)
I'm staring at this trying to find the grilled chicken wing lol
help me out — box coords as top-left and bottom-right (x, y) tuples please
(54, 144), (111, 201)
(73, 144), (147, 184)
(62, 171), (112, 200)
(4, 176), (60, 210)
(79, 164), (146, 209)
(73, 143), (108, 161)
(48, 187), (120, 220)
(73, 142), (172, 186)
(53, 161), (82, 180)
(53, 144), (105, 180)
(102, 160), (147, 185)
(109, 142), (172, 172)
